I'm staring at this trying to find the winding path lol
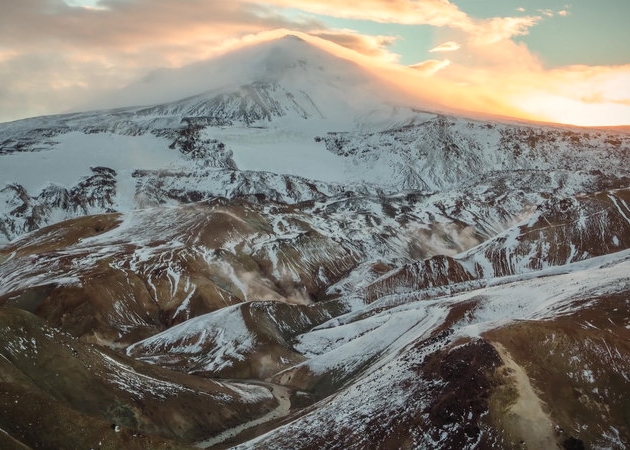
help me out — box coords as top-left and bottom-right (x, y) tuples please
(196, 381), (291, 449)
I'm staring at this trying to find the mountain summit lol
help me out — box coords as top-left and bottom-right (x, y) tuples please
(91, 34), (408, 126)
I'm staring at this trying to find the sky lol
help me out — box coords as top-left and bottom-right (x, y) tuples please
(1, 0), (629, 126)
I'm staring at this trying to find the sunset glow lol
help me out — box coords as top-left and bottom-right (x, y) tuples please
(1, 0), (629, 126)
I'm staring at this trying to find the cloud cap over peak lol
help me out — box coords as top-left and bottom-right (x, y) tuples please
(0, 0), (628, 126)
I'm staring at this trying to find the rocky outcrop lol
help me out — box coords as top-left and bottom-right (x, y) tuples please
(0, 167), (117, 242)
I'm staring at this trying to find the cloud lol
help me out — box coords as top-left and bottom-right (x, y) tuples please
(265, 0), (474, 28)
(375, 26), (630, 128)
(418, 42), (630, 126)
(535, 8), (570, 19)
(0, 51), (103, 123)
(536, 64), (630, 121)
(429, 41), (460, 53)
(409, 59), (451, 75)
(1, 1), (319, 57)
(267, 0), (542, 45)
(469, 15), (541, 46)
(309, 30), (400, 62)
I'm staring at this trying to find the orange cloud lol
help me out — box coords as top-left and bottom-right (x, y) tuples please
(409, 59), (451, 75)
(409, 38), (630, 126)
(267, 0), (542, 45)
(429, 41), (460, 53)
(265, 0), (473, 28)
(469, 16), (541, 45)
(514, 65), (630, 125)
(309, 30), (399, 62)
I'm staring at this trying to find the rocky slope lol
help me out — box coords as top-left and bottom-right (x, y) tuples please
(364, 187), (630, 301)
(2, 183), (630, 448)
(2, 207), (630, 448)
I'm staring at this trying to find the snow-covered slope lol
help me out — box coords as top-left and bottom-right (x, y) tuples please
(2, 111), (628, 244)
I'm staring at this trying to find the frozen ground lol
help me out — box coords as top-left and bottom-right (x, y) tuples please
(212, 126), (348, 183)
(0, 132), (188, 210)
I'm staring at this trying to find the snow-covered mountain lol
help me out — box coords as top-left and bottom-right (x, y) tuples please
(3, 34), (629, 244)
(1, 33), (630, 449)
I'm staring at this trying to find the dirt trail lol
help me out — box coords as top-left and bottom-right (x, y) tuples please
(196, 381), (291, 449)
(492, 343), (557, 449)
